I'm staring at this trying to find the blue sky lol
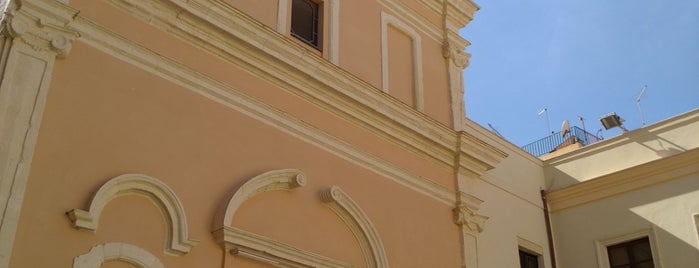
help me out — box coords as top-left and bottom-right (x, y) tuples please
(462, 0), (699, 147)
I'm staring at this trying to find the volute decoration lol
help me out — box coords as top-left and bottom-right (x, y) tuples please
(442, 41), (471, 69)
(2, 5), (79, 58)
(452, 194), (488, 234)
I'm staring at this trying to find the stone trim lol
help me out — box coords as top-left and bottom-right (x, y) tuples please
(217, 169), (307, 229)
(213, 170), (357, 268)
(594, 228), (662, 268)
(68, 13), (458, 206)
(73, 243), (163, 268)
(321, 186), (389, 268)
(547, 148), (699, 212)
(0, 0), (78, 266)
(275, 0), (340, 64)
(67, 174), (198, 255)
(380, 11), (424, 111)
(214, 226), (355, 268)
(99, 0), (460, 169)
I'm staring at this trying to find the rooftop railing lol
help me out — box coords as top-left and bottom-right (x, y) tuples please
(522, 126), (602, 157)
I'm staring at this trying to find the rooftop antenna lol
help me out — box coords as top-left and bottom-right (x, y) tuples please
(538, 108), (552, 135)
(577, 116), (588, 143)
(487, 123), (504, 138)
(636, 84), (647, 126)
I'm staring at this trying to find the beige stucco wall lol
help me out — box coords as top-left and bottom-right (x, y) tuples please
(551, 172), (699, 268)
(545, 109), (699, 190)
(462, 120), (554, 268)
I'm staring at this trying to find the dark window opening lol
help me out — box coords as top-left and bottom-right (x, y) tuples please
(291, 0), (321, 50)
(519, 250), (539, 268)
(607, 237), (654, 268)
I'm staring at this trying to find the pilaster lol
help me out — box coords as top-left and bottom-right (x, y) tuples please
(451, 131), (507, 268)
(0, 0), (78, 266)
(441, 0), (478, 130)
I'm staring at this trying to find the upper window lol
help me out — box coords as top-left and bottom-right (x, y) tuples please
(291, 0), (321, 49)
(519, 249), (539, 268)
(607, 237), (654, 268)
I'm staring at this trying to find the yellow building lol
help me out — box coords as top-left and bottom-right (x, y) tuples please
(0, 0), (696, 267)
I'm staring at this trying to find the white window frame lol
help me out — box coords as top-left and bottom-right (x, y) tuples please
(595, 228), (662, 268)
(517, 236), (544, 268)
(277, 0), (339, 64)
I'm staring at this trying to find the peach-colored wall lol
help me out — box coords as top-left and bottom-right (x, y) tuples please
(387, 25), (415, 107)
(224, 0), (279, 29)
(67, 0), (454, 189)
(11, 39), (460, 267)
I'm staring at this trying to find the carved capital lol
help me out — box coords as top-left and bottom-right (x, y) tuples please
(452, 193), (488, 234)
(442, 41), (471, 69)
(2, 1), (79, 58)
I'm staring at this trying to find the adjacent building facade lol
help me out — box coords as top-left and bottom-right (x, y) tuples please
(0, 0), (696, 267)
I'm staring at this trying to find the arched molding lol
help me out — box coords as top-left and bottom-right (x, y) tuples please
(320, 186), (389, 268)
(66, 174), (198, 255)
(73, 243), (164, 268)
(217, 169), (307, 228)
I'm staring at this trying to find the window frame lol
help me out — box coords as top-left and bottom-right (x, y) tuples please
(595, 229), (662, 268)
(290, 0), (322, 50)
(517, 237), (544, 268)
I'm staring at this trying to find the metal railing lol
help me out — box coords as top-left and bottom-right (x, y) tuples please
(522, 126), (602, 157)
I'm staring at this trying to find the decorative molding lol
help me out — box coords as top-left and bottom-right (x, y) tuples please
(320, 186), (389, 268)
(0, 0), (78, 266)
(2, 1), (79, 58)
(212, 170), (357, 268)
(442, 41), (470, 69)
(452, 192), (487, 234)
(275, 0), (339, 64)
(217, 169), (307, 229)
(377, 0), (442, 42)
(381, 11), (424, 111)
(517, 237), (544, 256)
(66, 174), (198, 255)
(547, 147), (699, 212)
(99, 0), (463, 169)
(73, 243), (163, 268)
(67, 12), (457, 207)
(594, 228), (662, 268)
(276, 0), (288, 34)
(214, 226), (355, 268)
(327, 0), (340, 64)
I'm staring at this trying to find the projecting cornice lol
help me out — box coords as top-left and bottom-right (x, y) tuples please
(456, 131), (509, 177)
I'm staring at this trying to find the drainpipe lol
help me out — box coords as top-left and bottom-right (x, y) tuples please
(540, 190), (557, 268)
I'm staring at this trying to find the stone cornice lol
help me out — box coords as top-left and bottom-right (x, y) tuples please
(67, 9), (458, 206)
(90, 0), (501, 184)
(547, 147), (699, 212)
(456, 131), (508, 177)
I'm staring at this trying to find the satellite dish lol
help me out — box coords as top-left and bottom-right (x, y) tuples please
(561, 120), (570, 138)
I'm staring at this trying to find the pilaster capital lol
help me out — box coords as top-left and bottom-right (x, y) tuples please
(452, 193), (488, 234)
(442, 41), (471, 69)
(2, 0), (79, 58)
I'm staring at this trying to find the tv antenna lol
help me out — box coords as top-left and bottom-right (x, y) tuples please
(636, 84), (647, 126)
(487, 123), (504, 138)
(538, 108), (552, 135)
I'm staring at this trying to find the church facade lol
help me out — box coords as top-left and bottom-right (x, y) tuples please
(0, 0), (696, 267)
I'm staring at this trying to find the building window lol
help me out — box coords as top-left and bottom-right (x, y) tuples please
(519, 250), (539, 268)
(607, 237), (654, 268)
(291, 0), (321, 49)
